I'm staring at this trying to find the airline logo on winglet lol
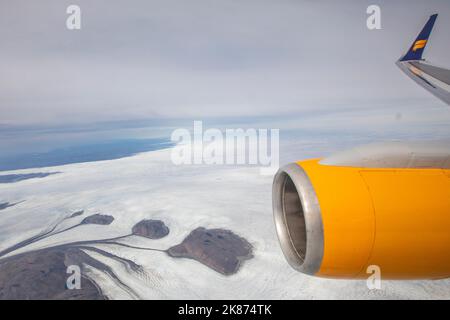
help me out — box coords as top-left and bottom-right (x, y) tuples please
(413, 39), (428, 52)
(399, 14), (437, 62)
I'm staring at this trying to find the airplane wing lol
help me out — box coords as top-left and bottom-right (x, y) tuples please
(396, 14), (450, 105)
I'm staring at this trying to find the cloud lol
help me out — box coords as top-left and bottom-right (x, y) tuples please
(0, 0), (449, 124)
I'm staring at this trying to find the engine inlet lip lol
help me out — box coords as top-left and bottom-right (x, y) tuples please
(272, 163), (324, 275)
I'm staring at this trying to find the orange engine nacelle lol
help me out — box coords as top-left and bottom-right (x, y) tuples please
(273, 159), (450, 279)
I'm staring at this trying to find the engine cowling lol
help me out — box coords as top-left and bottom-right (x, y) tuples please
(273, 158), (450, 279)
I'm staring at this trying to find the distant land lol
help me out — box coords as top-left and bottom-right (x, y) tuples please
(0, 138), (173, 171)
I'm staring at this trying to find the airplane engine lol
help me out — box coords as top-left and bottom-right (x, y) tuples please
(273, 143), (450, 279)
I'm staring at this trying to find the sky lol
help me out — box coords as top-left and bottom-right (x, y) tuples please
(1, 0), (450, 125)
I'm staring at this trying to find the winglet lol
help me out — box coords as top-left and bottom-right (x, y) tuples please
(400, 14), (438, 62)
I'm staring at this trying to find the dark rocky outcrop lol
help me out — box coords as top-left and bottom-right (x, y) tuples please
(0, 203), (13, 211)
(167, 227), (253, 276)
(132, 220), (169, 239)
(69, 210), (84, 218)
(0, 248), (105, 300)
(81, 214), (114, 225)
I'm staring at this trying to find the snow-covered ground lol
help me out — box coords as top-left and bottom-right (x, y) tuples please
(0, 147), (449, 299)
